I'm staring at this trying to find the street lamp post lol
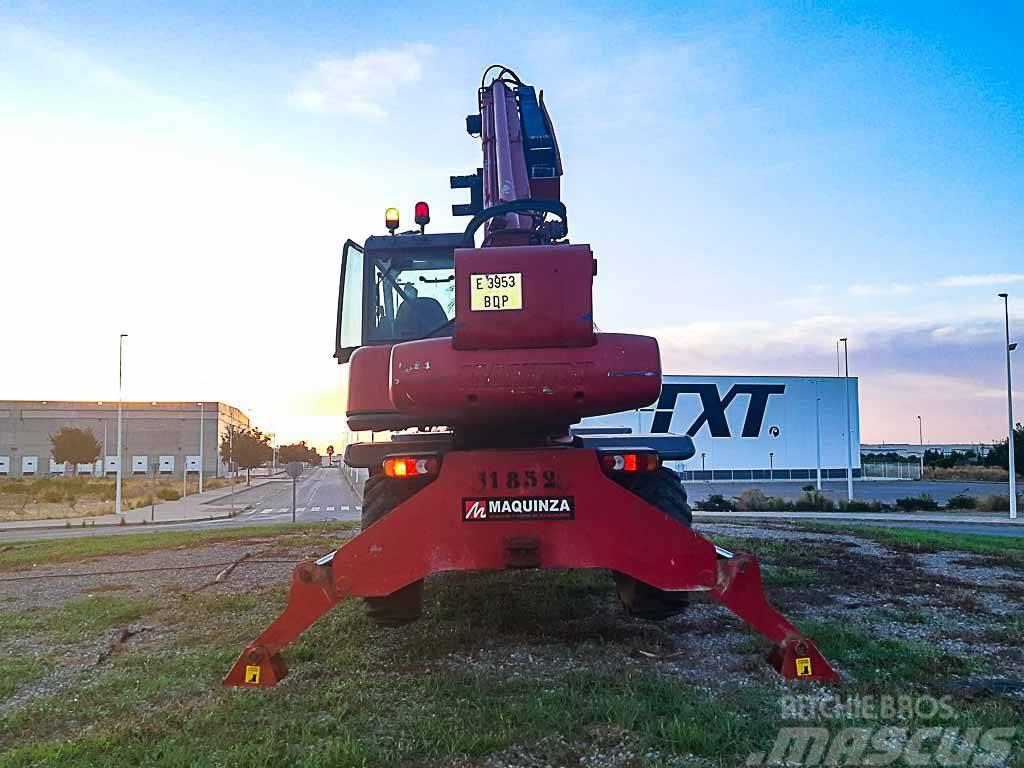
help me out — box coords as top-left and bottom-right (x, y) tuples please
(198, 401), (204, 494)
(840, 337), (854, 502)
(917, 415), (924, 481)
(814, 379), (823, 491)
(998, 293), (1017, 520)
(115, 334), (127, 515)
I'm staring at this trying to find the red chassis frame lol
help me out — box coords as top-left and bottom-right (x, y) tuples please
(224, 448), (838, 686)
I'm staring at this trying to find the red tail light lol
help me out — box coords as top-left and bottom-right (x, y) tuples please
(599, 451), (660, 473)
(383, 455), (440, 478)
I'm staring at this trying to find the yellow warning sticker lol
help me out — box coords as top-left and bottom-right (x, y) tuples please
(795, 657), (813, 677)
(244, 665), (261, 685)
(470, 273), (523, 311)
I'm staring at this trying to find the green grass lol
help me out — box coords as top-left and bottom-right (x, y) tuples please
(0, 522), (357, 570)
(799, 618), (978, 688)
(2, 593), (1020, 767)
(0, 595), (155, 642)
(761, 566), (826, 587)
(0, 656), (49, 700)
(794, 523), (1024, 559)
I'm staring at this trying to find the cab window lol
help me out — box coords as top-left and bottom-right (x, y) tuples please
(369, 253), (455, 341)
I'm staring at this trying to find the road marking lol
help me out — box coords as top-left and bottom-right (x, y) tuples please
(296, 507), (305, 512)
(278, 508), (287, 514)
(341, 506), (350, 511)
(356, 506), (362, 511)
(311, 506), (321, 512)
(326, 506), (335, 512)
(260, 508), (273, 514)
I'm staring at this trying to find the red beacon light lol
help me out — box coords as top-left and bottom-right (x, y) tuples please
(414, 201), (430, 233)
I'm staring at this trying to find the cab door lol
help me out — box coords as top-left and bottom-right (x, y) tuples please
(334, 239), (365, 363)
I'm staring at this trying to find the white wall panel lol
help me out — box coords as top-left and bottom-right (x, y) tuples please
(583, 375), (860, 474)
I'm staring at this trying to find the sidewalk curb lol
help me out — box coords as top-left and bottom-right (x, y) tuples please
(0, 513), (241, 533)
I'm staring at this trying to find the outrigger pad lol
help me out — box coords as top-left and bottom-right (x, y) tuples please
(224, 645), (288, 688)
(769, 637), (836, 682)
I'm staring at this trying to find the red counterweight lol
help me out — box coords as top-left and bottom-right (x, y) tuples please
(389, 333), (661, 428)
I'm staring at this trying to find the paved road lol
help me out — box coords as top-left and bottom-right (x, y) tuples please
(686, 479), (1010, 505)
(2, 468), (363, 542)
(225, 466), (362, 525)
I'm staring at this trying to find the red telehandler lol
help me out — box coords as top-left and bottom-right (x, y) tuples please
(224, 66), (837, 687)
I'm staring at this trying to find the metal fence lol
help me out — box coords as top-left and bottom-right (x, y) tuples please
(861, 461), (922, 480)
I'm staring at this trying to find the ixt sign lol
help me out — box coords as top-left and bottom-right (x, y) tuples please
(651, 383), (786, 438)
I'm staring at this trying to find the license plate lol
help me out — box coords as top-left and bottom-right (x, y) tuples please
(470, 272), (522, 311)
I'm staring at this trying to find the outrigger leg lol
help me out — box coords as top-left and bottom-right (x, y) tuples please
(225, 450), (837, 687)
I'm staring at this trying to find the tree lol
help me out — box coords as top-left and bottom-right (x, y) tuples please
(986, 423), (1024, 476)
(220, 426), (273, 485)
(278, 441), (320, 466)
(50, 427), (101, 477)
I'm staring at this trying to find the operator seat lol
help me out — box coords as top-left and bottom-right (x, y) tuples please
(396, 297), (449, 338)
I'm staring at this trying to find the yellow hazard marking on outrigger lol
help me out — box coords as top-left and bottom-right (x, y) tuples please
(795, 657), (813, 677)
(244, 665), (261, 684)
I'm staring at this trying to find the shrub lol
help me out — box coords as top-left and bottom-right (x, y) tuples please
(697, 494), (736, 512)
(42, 489), (64, 504)
(895, 494), (940, 511)
(801, 484), (815, 492)
(792, 490), (835, 512)
(946, 494), (977, 510)
(839, 499), (890, 512)
(735, 489), (769, 511)
(157, 488), (181, 501)
(976, 494), (1023, 512)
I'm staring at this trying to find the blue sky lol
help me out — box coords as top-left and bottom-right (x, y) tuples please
(1, 1), (1021, 447)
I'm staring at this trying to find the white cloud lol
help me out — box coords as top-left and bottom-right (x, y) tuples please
(849, 282), (915, 297)
(933, 273), (1024, 288)
(844, 273), (1024, 297)
(289, 43), (435, 119)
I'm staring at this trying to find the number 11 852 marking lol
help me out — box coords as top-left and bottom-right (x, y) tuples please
(479, 470), (558, 490)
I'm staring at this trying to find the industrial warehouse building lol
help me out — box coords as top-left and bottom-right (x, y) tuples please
(583, 375), (862, 481)
(0, 401), (249, 478)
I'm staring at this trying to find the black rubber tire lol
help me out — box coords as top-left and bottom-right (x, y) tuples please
(360, 473), (433, 627)
(611, 467), (693, 621)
